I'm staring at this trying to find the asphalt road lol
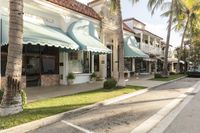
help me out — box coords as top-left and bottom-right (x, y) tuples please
(164, 78), (200, 133)
(29, 78), (200, 133)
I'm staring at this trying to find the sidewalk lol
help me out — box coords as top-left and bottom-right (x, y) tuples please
(127, 74), (165, 88)
(26, 81), (103, 102)
(26, 75), (164, 103)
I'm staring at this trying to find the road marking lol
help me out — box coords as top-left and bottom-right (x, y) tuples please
(61, 120), (94, 133)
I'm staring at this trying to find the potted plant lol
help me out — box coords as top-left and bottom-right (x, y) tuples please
(90, 72), (97, 82)
(67, 73), (75, 85)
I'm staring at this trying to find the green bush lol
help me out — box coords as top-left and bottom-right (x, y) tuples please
(170, 72), (176, 75)
(67, 73), (75, 80)
(0, 89), (4, 102)
(154, 73), (162, 78)
(90, 73), (97, 79)
(21, 90), (27, 107)
(103, 79), (117, 89)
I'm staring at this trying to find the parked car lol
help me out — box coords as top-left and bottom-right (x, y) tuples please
(187, 66), (200, 77)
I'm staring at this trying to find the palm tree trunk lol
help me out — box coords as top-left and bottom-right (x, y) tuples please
(177, 14), (190, 73)
(116, 0), (125, 87)
(0, 0), (24, 116)
(188, 18), (193, 69)
(162, 0), (174, 77)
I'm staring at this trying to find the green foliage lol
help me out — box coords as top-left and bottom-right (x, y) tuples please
(169, 72), (176, 75)
(154, 73), (162, 78)
(90, 73), (97, 79)
(67, 73), (75, 80)
(20, 90), (27, 107)
(103, 79), (117, 89)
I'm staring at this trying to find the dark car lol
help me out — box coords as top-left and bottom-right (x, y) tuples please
(187, 67), (200, 77)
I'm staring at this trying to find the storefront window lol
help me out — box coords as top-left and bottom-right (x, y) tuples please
(94, 55), (99, 71)
(42, 56), (56, 74)
(40, 46), (59, 75)
(69, 51), (91, 74)
(124, 58), (132, 71)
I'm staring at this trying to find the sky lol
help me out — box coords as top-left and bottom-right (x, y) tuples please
(77, 0), (182, 49)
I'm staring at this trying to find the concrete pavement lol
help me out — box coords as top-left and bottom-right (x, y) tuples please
(26, 74), (163, 103)
(28, 78), (199, 133)
(163, 80), (200, 133)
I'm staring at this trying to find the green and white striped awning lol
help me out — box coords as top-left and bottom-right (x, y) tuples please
(67, 20), (112, 54)
(0, 15), (79, 50)
(124, 36), (149, 58)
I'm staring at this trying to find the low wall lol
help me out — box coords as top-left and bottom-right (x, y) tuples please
(41, 74), (60, 87)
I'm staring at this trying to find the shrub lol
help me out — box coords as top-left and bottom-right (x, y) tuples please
(154, 73), (162, 78)
(21, 90), (27, 107)
(170, 72), (176, 75)
(103, 79), (117, 89)
(90, 73), (97, 79)
(67, 73), (75, 80)
(0, 89), (4, 102)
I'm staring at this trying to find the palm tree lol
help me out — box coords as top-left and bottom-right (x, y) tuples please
(132, 0), (176, 77)
(110, 0), (126, 87)
(0, 0), (24, 116)
(175, 1), (200, 73)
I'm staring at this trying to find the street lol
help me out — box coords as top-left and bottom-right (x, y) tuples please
(29, 78), (200, 133)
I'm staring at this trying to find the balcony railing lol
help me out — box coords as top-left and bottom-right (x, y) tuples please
(140, 42), (164, 56)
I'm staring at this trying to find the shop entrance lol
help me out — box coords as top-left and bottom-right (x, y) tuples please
(26, 55), (41, 87)
(107, 46), (112, 78)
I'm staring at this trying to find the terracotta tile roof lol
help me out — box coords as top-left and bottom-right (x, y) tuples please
(123, 23), (135, 34)
(88, 0), (101, 5)
(47, 0), (101, 20)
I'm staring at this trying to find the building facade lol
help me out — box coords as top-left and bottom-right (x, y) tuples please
(1, 0), (166, 89)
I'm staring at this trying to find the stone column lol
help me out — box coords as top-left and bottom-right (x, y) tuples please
(99, 31), (107, 80)
(140, 33), (143, 49)
(148, 35), (151, 45)
(132, 58), (135, 72)
(149, 61), (151, 73)
(154, 61), (158, 73)
(91, 54), (94, 73)
(112, 34), (119, 80)
(59, 51), (69, 85)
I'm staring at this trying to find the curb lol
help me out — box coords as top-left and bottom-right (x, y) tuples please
(131, 79), (200, 133)
(0, 76), (186, 133)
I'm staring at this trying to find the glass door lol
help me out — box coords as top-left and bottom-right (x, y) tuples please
(26, 55), (41, 87)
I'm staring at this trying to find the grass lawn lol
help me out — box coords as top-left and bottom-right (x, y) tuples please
(0, 85), (145, 129)
(151, 74), (186, 81)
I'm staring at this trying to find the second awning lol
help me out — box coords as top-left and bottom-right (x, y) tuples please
(67, 20), (112, 54)
(124, 36), (149, 58)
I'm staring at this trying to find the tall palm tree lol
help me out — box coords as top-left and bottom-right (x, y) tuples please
(0, 0), (24, 116)
(176, 1), (200, 73)
(133, 0), (176, 77)
(110, 0), (126, 87)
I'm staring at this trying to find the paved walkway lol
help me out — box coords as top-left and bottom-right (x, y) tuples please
(164, 80), (200, 133)
(29, 78), (200, 133)
(26, 81), (103, 102)
(127, 75), (165, 88)
(26, 75), (162, 103)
